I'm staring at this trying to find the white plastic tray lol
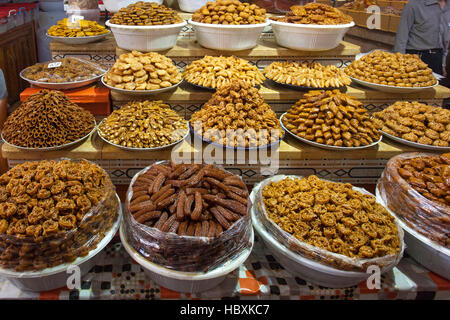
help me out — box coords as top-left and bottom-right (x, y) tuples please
(375, 188), (450, 280)
(120, 223), (254, 293)
(46, 31), (110, 44)
(0, 194), (122, 292)
(381, 130), (450, 151)
(2, 122), (96, 151)
(349, 76), (438, 93)
(280, 113), (382, 151)
(97, 119), (190, 151)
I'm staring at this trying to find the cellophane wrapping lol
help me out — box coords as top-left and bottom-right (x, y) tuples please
(0, 159), (119, 272)
(255, 175), (404, 272)
(21, 57), (107, 83)
(68, 0), (99, 10)
(123, 161), (253, 273)
(378, 153), (449, 249)
(251, 0), (311, 13)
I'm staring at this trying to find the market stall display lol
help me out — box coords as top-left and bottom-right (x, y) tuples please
(345, 50), (438, 92)
(377, 153), (449, 278)
(264, 61), (351, 89)
(281, 90), (381, 149)
(373, 101), (450, 150)
(250, 174), (404, 286)
(20, 57), (107, 90)
(97, 100), (189, 150)
(103, 0), (164, 13)
(270, 3), (355, 51)
(106, 2), (187, 51)
(47, 18), (110, 44)
(2, 90), (96, 150)
(183, 55), (265, 90)
(190, 81), (283, 149)
(103, 51), (182, 94)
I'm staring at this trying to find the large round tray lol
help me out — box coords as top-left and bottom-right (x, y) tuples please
(268, 78), (346, 91)
(1, 121), (96, 151)
(189, 122), (284, 151)
(380, 130), (450, 151)
(349, 75), (438, 93)
(0, 194), (122, 292)
(20, 69), (106, 90)
(280, 113), (382, 150)
(120, 222), (254, 293)
(46, 31), (110, 44)
(186, 80), (262, 91)
(375, 188), (449, 280)
(101, 76), (182, 95)
(97, 119), (190, 151)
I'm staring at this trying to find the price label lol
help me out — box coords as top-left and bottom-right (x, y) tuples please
(70, 15), (84, 23)
(48, 62), (62, 69)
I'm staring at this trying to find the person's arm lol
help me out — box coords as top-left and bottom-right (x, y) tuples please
(394, 3), (415, 53)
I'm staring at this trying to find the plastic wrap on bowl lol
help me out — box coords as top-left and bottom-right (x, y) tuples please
(377, 153), (449, 249)
(68, 0), (99, 10)
(123, 161), (253, 272)
(21, 57), (108, 84)
(0, 159), (119, 272)
(255, 175), (404, 272)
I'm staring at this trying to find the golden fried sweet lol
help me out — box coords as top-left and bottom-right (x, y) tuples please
(345, 50), (437, 87)
(98, 100), (187, 149)
(2, 90), (95, 149)
(262, 175), (401, 259)
(0, 160), (118, 271)
(271, 3), (353, 25)
(190, 81), (283, 148)
(104, 50), (182, 91)
(373, 101), (450, 147)
(192, 0), (267, 25)
(47, 18), (108, 37)
(264, 61), (351, 88)
(282, 90), (380, 147)
(109, 1), (183, 25)
(183, 55), (265, 89)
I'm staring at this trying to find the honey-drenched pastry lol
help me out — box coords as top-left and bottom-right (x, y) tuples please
(47, 18), (108, 37)
(345, 50), (437, 87)
(264, 61), (351, 88)
(379, 153), (449, 248)
(282, 90), (380, 147)
(104, 50), (182, 91)
(109, 1), (183, 25)
(271, 3), (353, 25)
(22, 57), (105, 83)
(2, 90), (95, 148)
(190, 81), (283, 148)
(192, 0), (267, 25)
(183, 55), (265, 89)
(0, 159), (118, 271)
(98, 100), (187, 149)
(373, 101), (450, 147)
(262, 175), (401, 260)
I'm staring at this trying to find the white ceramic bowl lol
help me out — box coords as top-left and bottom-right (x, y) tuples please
(270, 19), (355, 51)
(375, 189), (450, 280)
(103, 0), (163, 13)
(250, 178), (403, 288)
(105, 20), (187, 52)
(178, 0), (209, 13)
(120, 223), (254, 293)
(0, 195), (122, 292)
(188, 19), (270, 51)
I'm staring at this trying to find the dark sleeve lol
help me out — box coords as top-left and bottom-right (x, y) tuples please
(0, 69), (7, 100)
(393, 2), (415, 53)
